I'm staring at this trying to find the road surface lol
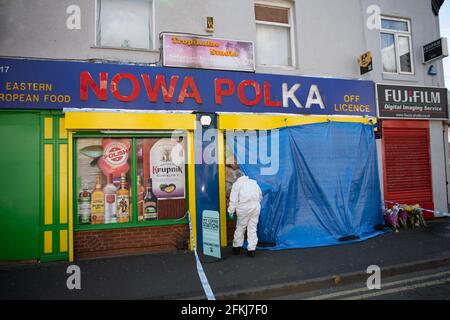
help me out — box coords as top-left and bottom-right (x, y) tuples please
(271, 266), (450, 300)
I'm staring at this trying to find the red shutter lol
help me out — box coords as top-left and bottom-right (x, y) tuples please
(382, 120), (434, 219)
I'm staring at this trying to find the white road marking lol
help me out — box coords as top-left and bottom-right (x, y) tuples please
(345, 277), (450, 300)
(305, 270), (450, 300)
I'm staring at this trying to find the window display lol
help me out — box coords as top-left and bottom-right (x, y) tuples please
(76, 135), (187, 228)
(137, 137), (186, 222)
(77, 138), (132, 225)
(148, 138), (185, 199)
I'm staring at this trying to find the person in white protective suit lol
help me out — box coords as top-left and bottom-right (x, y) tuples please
(227, 173), (263, 258)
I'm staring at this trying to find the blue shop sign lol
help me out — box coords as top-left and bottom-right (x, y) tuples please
(0, 58), (376, 117)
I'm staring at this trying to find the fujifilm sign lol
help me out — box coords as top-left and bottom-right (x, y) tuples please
(377, 84), (448, 120)
(384, 88), (442, 105)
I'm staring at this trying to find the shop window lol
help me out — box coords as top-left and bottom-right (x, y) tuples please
(96, 0), (154, 50)
(380, 17), (413, 74)
(77, 138), (132, 225)
(136, 138), (186, 222)
(75, 134), (187, 230)
(254, 1), (295, 68)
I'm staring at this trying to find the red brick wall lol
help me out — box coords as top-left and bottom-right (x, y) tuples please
(74, 224), (189, 259)
(75, 220), (240, 259)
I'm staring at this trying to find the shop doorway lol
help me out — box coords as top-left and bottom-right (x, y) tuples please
(221, 121), (383, 249)
(382, 120), (434, 218)
(0, 112), (40, 261)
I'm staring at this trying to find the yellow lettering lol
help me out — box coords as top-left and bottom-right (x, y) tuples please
(334, 103), (371, 113)
(3, 82), (53, 92)
(210, 49), (238, 57)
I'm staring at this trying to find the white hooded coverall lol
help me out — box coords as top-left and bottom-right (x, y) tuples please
(228, 176), (263, 251)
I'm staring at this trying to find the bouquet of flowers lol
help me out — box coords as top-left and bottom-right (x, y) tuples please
(384, 203), (426, 231)
(384, 204), (401, 232)
(403, 204), (427, 228)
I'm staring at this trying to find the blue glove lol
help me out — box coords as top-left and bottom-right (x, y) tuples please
(228, 210), (234, 219)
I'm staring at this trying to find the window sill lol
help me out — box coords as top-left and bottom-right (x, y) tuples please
(91, 45), (160, 54)
(381, 72), (418, 82)
(74, 218), (188, 232)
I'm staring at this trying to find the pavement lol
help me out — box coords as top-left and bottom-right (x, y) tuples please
(1, 219), (450, 300)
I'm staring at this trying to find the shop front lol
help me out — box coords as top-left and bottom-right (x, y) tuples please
(0, 109), (197, 262)
(217, 113), (381, 248)
(376, 84), (449, 218)
(67, 112), (196, 259)
(0, 57), (380, 262)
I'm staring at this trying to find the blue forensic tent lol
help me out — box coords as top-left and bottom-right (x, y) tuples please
(232, 122), (385, 250)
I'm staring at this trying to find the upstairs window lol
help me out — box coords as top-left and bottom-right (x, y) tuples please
(96, 0), (154, 50)
(380, 17), (413, 74)
(255, 1), (295, 67)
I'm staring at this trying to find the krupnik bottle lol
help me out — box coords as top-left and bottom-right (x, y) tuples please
(143, 178), (158, 220)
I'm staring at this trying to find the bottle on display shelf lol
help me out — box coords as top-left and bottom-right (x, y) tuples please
(78, 179), (91, 224)
(137, 175), (145, 222)
(116, 172), (130, 223)
(143, 178), (158, 220)
(104, 173), (117, 223)
(91, 175), (105, 224)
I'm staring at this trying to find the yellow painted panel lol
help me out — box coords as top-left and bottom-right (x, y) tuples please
(44, 231), (52, 254)
(44, 144), (53, 225)
(60, 230), (68, 253)
(65, 112), (197, 130)
(187, 131), (197, 251)
(217, 130), (227, 247)
(68, 131), (74, 262)
(59, 117), (67, 139)
(44, 117), (53, 139)
(60, 144), (68, 224)
(218, 114), (375, 130)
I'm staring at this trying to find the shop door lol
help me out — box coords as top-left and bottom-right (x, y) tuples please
(0, 113), (40, 260)
(382, 120), (434, 218)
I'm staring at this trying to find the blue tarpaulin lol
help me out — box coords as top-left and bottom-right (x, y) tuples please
(232, 122), (385, 250)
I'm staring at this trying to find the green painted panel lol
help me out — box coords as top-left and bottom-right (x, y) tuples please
(0, 113), (40, 260)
